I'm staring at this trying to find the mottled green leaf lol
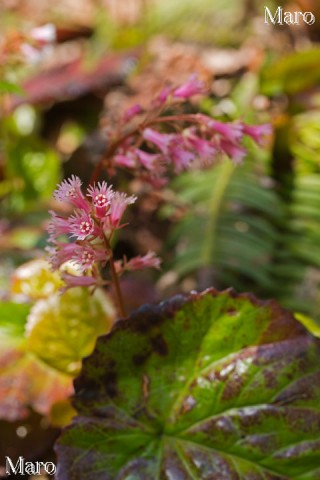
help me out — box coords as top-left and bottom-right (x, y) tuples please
(56, 289), (320, 480)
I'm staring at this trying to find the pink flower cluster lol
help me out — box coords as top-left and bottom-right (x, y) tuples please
(47, 176), (160, 288)
(106, 75), (272, 185)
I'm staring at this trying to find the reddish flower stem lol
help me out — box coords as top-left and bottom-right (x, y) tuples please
(109, 255), (127, 319)
(103, 233), (127, 318)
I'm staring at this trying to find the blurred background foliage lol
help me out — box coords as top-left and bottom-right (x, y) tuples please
(1, 0), (320, 471)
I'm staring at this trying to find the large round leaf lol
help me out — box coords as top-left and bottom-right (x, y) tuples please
(56, 289), (320, 479)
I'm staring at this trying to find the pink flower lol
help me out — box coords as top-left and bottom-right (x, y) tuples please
(122, 104), (143, 122)
(220, 139), (246, 164)
(171, 143), (195, 172)
(69, 210), (97, 240)
(210, 120), (243, 143)
(185, 130), (217, 164)
(143, 128), (175, 155)
(243, 123), (272, 145)
(143, 129), (196, 171)
(173, 74), (206, 99)
(87, 181), (114, 218)
(125, 252), (161, 271)
(47, 211), (71, 239)
(61, 273), (98, 289)
(114, 151), (136, 169)
(108, 192), (137, 228)
(153, 85), (173, 106)
(54, 175), (90, 212)
(199, 115), (244, 144)
(135, 149), (163, 172)
(71, 245), (109, 272)
(46, 241), (75, 270)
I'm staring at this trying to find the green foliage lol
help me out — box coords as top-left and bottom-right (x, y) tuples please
(0, 301), (30, 338)
(1, 109), (60, 213)
(4, 135), (60, 212)
(168, 161), (283, 293)
(0, 80), (24, 95)
(56, 289), (320, 479)
(273, 175), (320, 317)
(291, 111), (320, 174)
(261, 48), (320, 96)
(166, 96), (320, 321)
(265, 103), (320, 317)
(295, 312), (320, 338)
(149, 0), (246, 45)
(92, 0), (250, 51)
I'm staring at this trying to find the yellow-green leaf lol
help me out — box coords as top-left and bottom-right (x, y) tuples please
(26, 288), (115, 375)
